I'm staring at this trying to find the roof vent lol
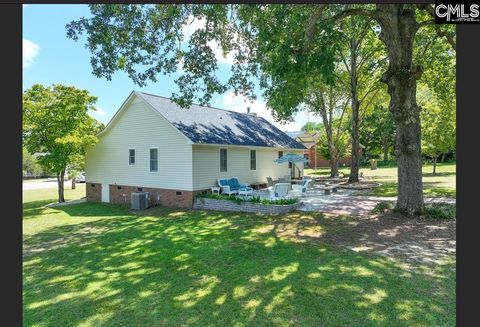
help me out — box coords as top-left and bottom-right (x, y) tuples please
(247, 107), (257, 117)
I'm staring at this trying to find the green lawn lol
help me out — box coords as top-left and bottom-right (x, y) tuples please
(23, 187), (455, 326)
(305, 162), (456, 198)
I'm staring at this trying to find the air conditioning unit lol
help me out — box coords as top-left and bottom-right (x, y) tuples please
(131, 192), (149, 210)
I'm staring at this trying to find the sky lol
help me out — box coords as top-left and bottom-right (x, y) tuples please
(22, 4), (322, 131)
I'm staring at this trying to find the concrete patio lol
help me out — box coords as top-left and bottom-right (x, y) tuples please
(251, 185), (455, 216)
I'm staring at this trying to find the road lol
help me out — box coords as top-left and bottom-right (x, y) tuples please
(23, 178), (75, 191)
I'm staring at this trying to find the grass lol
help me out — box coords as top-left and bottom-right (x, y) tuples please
(23, 186), (455, 326)
(305, 162), (456, 198)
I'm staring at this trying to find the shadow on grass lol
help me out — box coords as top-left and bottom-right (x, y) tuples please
(23, 204), (455, 326)
(422, 172), (456, 178)
(362, 182), (455, 198)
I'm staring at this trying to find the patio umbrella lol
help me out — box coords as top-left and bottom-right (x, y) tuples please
(274, 153), (309, 164)
(274, 153), (309, 179)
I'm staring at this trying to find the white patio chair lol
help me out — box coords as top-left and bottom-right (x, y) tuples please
(268, 183), (290, 200)
(292, 179), (311, 197)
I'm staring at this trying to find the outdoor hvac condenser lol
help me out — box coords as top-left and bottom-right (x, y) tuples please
(131, 192), (149, 210)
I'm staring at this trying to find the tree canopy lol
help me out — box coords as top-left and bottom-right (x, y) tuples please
(66, 4), (455, 215)
(23, 84), (103, 202)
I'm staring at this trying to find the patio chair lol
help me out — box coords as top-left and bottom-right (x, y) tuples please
(266, 176), (274, 188)
(278, 177), (287, 183)
(218, 177), (252, 195)
(268, 183), (290, 200)
(292, 179), (311, 196)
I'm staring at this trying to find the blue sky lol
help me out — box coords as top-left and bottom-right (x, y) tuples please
(22, 4), (321, 131)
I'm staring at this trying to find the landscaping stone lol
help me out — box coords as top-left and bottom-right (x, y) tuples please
(193, 197), (300, 214)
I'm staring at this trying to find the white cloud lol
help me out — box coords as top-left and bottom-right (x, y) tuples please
(221, 92), (301, 132)
(89, 106), (107, 117)
(23, 39), (39, 69)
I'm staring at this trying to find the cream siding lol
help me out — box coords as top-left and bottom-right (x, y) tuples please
(85, 96), (193, 190)
(192, 145), (304, 190)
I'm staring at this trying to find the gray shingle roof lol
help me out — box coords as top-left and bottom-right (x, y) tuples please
(137, 92), (306, 150)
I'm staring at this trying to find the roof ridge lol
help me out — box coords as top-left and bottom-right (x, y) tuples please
(138, 91), (258, 117)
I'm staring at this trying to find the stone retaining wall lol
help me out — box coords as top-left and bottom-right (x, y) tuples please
(193, 197), (300, 214)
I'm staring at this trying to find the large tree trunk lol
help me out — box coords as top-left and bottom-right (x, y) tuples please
(441, 152), (445, 163)
(57, 169), (65, 203)
(376, 4), (424, 215)
(433, 156), (437, 174)
(348, 40), (360, 183)
(329, 147), (339, 177)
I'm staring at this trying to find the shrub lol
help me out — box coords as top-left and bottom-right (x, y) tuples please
(372, 201), (394, 213)
(425, 203), (456, 220)
(261, 198), (298, 205)
(195, 193), (298, 205)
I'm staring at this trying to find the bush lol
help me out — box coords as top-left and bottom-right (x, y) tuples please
(372, 201), (394, 213)
(260, 198), (298, 205)
(196, 193), (298, 205)
(425, 203), (456, 220)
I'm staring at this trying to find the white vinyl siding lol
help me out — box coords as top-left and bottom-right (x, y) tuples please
(85, 96), (193, 190)
(192, 145), (304, 190)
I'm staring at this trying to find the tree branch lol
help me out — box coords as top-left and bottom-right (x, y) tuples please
(303, 5), (328, 53)
(416, 4), (456, 51)
(331, 8), (376, 22)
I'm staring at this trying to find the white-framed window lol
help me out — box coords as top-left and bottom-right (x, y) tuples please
(129, 148), (135, 165)
(250, 150), (256, 170)
(220, 148), (228, 172)
(278, 151), (283, 159)
(149, 148), (158, 172)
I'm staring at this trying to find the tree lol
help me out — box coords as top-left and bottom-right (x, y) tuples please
(67, 4), (455, 215)
(23, 84), (101, 202)
(304, 80), (350, 177)
(336, 14), (386, 183)
(301, 121), (323, 132)
(360, 103), (395, 162)
(22, 146), (43, 176)
(418, 86), (455, 174)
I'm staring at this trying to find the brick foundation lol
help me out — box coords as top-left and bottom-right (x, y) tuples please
(86, 183), (101, 202)
(102, 184), (209, 208)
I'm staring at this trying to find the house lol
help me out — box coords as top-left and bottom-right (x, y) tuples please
(85, 91), (306, 208)
(286, 131), (363, 168)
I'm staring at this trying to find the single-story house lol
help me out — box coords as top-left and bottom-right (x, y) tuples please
(286, 131), (364, 168)
(85, 91), (306, 207)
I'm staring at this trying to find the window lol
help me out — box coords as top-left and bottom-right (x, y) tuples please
(129, 149), (135, 165)
(278, 151), (283, 159)
(150, 148), (158, 172)
(250, 150), (256, 170)
(220, 148), (228, 172)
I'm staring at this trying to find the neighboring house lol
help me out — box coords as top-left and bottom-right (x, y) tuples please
(286, 131), (363, 168)
(86, 91), (306, 208)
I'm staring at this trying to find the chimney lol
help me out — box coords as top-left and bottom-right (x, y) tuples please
(246, 107), (257, 117)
